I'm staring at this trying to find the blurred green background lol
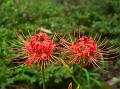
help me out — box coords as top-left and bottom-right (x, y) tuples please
(0, 0), (120, 89)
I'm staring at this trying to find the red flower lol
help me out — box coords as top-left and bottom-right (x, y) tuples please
(70, 36), (102, 66)
(58, 34), (103, 67)
(18, 32), (57, 67)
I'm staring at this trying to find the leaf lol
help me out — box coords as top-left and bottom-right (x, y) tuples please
(90, 78), (102, 87)
(82, 68), (90, 87)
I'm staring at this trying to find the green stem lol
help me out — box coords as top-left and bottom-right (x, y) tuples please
(71, 75), (79, 86)
(42, 67), (46, 89)
(71, 75), (82, 89)
(60, 59), (82, 89)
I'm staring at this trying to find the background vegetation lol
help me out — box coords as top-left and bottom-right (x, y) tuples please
(0, 0), (120, 89)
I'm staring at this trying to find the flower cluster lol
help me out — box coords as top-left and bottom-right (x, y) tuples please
(62, 35), (103, 66)
(18, 32), (55, 67)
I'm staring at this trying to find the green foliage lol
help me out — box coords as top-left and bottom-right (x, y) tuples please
(0, 0), (120, 89)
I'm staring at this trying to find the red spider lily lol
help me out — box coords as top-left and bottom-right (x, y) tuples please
(69, 36), (103, 66)
(17, 32), (58, 68)
(57, 33), (120, 68)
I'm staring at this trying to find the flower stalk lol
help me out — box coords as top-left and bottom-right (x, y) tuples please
(42, 66), (46, 89)
(59, 59), (82, 89)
